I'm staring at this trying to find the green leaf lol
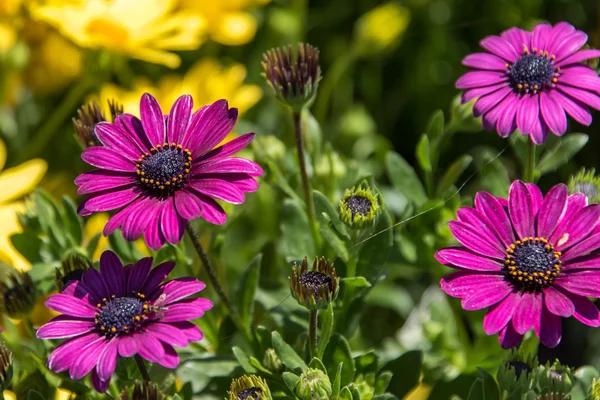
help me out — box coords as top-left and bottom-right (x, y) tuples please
(374, 371), (393, 395)
(476, 368), (500, 400)
(372, 395), (398, 400)
(279, 199), (315, 262)
(317, 303), (334, 358)
(351, 387), (361, 400)
(232, 346), (257, 373)
(313, 190), (349, 238)
(385, 350), (423, 399)
(35, 190), (67, 248)
(108, 230), (136, 263)
(355, 351), (378, 375)
(339, 387), (353, 400)
(272, 331), (307, 373)
(475, 147), (510, 197)
(309, 358), (328, 373)
(416, 134), (432, 173)
(332, 363), (343, 396)
(467, 379), (484, 400)
(385, 151), (427, 207)
(341, 277), (372, 288)
(321, 213), (349, 262)
(356, 210), (393, 278)
(249, 356), (272, 374)
(323, 334), (355, 387)
(85, 233), (101, 259)
(62, 196), (83, 246)
(26, 391), (45, 400)
(537, 133), (588, 175)
(426, 109), (445, 148)
(282, 372), (300, 392)
(172, 395), (182, 400)
(10, 233), (44, 264)
(437, 154), (473, 196)
(236, 254), (262, 328)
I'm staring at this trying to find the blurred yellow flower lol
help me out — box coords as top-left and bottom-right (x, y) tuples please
(0, 140), (47, 271)
(97, 58), (262, 116)
(83, 213), (109, 260)
(180, 0), (270, 46)
(3, 390), (16, 400)
(354, 2), (410, 56)
(31, 0), (205, 68)
(0, 23), (16, 52)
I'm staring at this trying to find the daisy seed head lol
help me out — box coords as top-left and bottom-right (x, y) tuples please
(262, 43), (321, 111)
(119, 381), (165, 400)
(228, 375), (272, 400)
(339, 185), (382, 230)
(0, 271), (36, 318)
(291, 257), (339, 310)
(0, 343), (12, 391)
(73, 99), (123, 148)
(295, 368), (332, 400)
(568, 168), (600, 204)
(56, 253), (93, 292)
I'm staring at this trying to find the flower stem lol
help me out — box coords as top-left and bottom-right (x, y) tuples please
(524, 139), (536, 183)
(134, 354), (150, 381)
(309, 309), (318, 358)
(292, 111), (320, 250)
(186, 222), (235, 316)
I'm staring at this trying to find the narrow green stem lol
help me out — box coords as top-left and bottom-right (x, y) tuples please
(292, 111), (320, 250)
(186, 222), (234, 316)
(134, 354), (150, 381)
(16, 78), (92, 163)
(309, 309), (318, 358)
(524, 139), (536, 183)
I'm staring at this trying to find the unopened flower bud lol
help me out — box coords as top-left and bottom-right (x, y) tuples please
(56, 253), (93, 292)
(119, 381), (165, 400)
(568, 168), (600, 204)
(536, 361), (574, 396)
(339, 185), (382, 230)
(263, 348), (283, 373)
(291, 257), (339, 310)
(295, 368), (332, 400)
(0, 343), (12, 391)
(73, 99), (123, 148)
(1, 271), (36, 318)
(228, 375), (272, 400)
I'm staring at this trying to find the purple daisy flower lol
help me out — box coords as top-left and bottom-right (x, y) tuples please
(36, 250), (212, 392)
(437, 180), (600, 348)
(75, 93), (263, 250)
(456, 22), (600, 144)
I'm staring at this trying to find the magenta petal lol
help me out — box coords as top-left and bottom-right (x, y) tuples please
(462, 82), (509, 103)
(557, 49), (600, 67)
(197, 132), (256, 162)
(118, 335), (138, 357)
(145, 323), (188, 347)
(96, 338), (118, 381)
(186, 100), (238, 157)
(167, 95), (193, 144)
(116, 113), (152, 151)
(512, 292), (542, 335)
(435, 247), (503, 272)
(549, 193), (588, 243)
(553, 31), (587, 60)
(92, 369), (110, 393)
(483, 292), (520, 334)
(82, 268), (110, 301)
(143, 203), (166, 251)
(508, 181), (535, 239)
(440, 271), (506, 299)
(545, 22), (576, 54)
(559, 66), (600, 94)
(568, 292), (600, 327)
(500, 27), (531, 54)
(463, 53), (508, 71)
(480, 35), (519, 62)
(140, 93), (166, 147)
(498, 323), (524, 349)
(76, 171), (138, 195)
(95, 122), (144, 159)
(157, 342), (179, 368)
(82, 147), (136, 172)
(168, 321), (203, 342)
(448, 220), (504, 259)
(81, 186), (139, 213)
(141, 261), (176, 295)
(563, 233), (600, 261)
(562, 254), (600, 271)
(462, 281), (512, 311)
(475, 192), (515, 247)
(48, 333), (98, 373)
(557, 85), (600, 111)
(174, 190), (204, 220)
(160, 297), (213, 322)
(495, 93), (520, 137)
(516, 94), (539, 136)
(99, 251), (125, 297)
(70, 336), (107, 380)
(531, 23), (552, 51)
(37, 317), (95, 339)
(122, 198), (157, 241)
(45, 294), (98, 318)
(526, 183), (543, 217)
(544, 286), (574, 317)
(127, 257), (153, 293)
(102, 203), (135, 236)
(552, 204), (600, 251)
(157, 278), (206, 305)
(195, 157), (263, 176)
(195, 194), (227, 225)
(137, 333), (165, 362)
(161, 198), (186, 245)
(473, 87), (511, 117)
(555, 271), (600, 297)
(537, 184), (568, 238)
(456, 71), (508, 89)
(540, 92), (567, 135)
(536, 307), (562, 347)
(189, 178), (245, 204)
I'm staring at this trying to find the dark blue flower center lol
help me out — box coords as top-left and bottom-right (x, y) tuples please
(95, 296), (147, 337)
(238, 387), (262, 400)
(300, 271), (333, 298)
(345, 195), (372, 217)
(507, 52), (558, 95)
(136, 143), (192, 197)
(504, 237), (562, 291)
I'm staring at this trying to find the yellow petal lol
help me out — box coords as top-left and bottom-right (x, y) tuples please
(210, 12), (256, 46)
(126, 47), (182, 68)
(0, 202), (30, 271)
(231, 85), (262, 115)
(0, 159), (47, 204)
(0, 139), (6, 171)
(3, 390), (17, 400)
(31, 293), (59, 327)
(84, 213), (109, 260)
(55, 388), (76, 400)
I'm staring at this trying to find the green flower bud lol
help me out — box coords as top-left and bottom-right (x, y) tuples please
(590, 377), (600, 400)
(291, 257), (339, 310)
(73, 99), (123, 149)
(535, 361), (574, 396)
(262, 43), (321, 112)
(119, 381), (164, 400)
(228, 375), (272, 400)
(262, 348), (283, 374)
(497, 349), (537, 396)
(295, 368), (332, 400)
(581, 44), (599, 69)
(339, 185), (382, 230)
(0, 343), (13, 391)
(0, 271), (36, 318)
(56, 253), (93, 292)
(568, 168), (600, 204)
